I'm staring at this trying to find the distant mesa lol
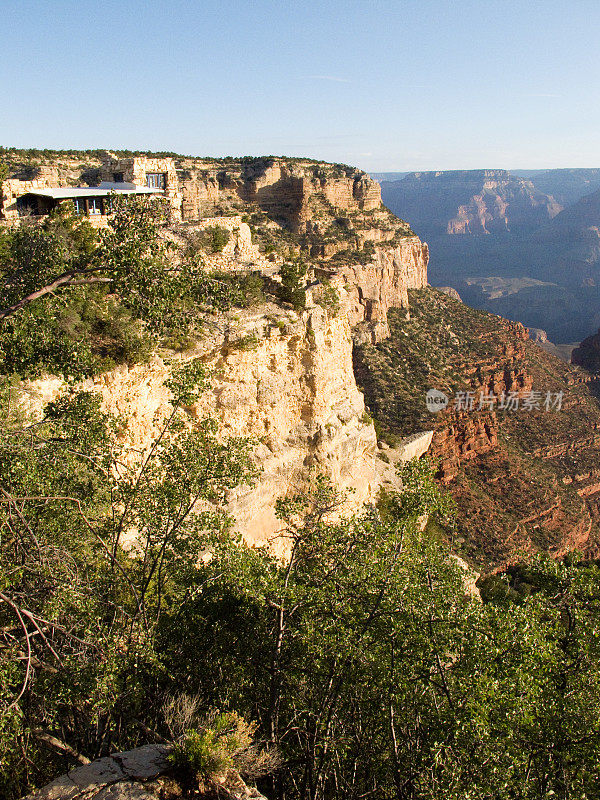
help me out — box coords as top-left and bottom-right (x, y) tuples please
(380, 167), (600, 343)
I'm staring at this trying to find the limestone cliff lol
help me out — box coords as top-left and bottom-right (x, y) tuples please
(5, 150), (430, 549)
(20, 293), (378, 549)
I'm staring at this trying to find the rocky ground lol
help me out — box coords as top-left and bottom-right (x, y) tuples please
(21, 745), (266, 800)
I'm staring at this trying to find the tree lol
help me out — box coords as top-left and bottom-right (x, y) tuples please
(0, 361), (258, 797)
(0, 199), (248, 378)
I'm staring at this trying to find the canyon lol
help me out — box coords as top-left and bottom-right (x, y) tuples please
(380, 168), (600, 342)
(4, 150), (600, 571)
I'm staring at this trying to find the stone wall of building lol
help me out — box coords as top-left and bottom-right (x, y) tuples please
(1, 167), (64, 221)
(100, 155), (183, 220)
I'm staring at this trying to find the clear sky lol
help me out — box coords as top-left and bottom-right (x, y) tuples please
(1, 0), (599, 172)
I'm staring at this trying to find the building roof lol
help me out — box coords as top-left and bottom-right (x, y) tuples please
(22, 182), (158, 200)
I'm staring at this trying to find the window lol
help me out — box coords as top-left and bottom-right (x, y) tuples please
(146, 172), (166, 190)
(88, 197), (103, 215)
(72, 198), (84, 215)
(113, 172), (124, 183)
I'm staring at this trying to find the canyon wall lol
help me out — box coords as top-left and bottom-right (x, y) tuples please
(340, 236), (429, 343)
(20, 295), (380, 551)
(5, 151), (430, 550)
(179, 160), (381, 231)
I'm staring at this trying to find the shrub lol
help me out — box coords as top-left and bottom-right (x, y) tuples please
(183, 225), (231, 259)
(211, 271), (265, 308)
(315, 283), (341, 317)
(279, 260), (307, 310)
(226, 334), (260, 352)
(202, 225), (231, 254)
(169, 712), (281, 783)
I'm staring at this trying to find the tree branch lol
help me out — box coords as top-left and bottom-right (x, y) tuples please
(0, 271), (111, 320)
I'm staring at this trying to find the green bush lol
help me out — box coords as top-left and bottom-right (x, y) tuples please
(226, 334), (260, 352)
(203, 225), (231, 254)
(315, 283), (341, 317)
(279, 260), (307, 310)
(168, 712), (279, 783)
(182, 225), (231, 260)
(211, 271), (265, 308)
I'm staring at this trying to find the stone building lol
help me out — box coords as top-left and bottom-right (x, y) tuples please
(0, 155), (183, 224)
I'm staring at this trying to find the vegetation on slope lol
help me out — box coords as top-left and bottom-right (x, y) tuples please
(355, 288), (600, 568)
(0, 201), (272, 377)
(4, 368), (600, 799)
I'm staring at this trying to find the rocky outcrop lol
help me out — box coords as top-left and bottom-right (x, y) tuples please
(572, 328), (600, 372)
(20, 745), (267, 800)
(338, 237), (428, 344)
(381, 169), (562, 239)
(430, 411), (498, 482)
(436, 286), (462, 301)
(177, 159), (381, 231)
(20, 296), (379, 551)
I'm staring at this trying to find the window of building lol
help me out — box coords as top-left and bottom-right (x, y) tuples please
(72, 198), (84, 215)
(88, 197), (103, 215)
(146, 172), (166, 189)
(113, 172), (124, 183)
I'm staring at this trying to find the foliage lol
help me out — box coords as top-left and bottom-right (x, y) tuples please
(210, 270), (266, 308)
(314, 282), (340, 317)
(169, 711), (279, 784)
(0, 201), (261, 378)
(0, 362), (258, 797)
(226, 334), (260, 352)
(207, 225), (231, 253)
(279, 260), (308, 310)
(183, 225), (231, 258)
(5, 402), (600, 800)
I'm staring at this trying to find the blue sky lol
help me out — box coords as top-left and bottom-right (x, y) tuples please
(1, 0), (599, 171)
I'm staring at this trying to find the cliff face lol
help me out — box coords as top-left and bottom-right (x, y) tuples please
(179, 159), (381, 232)
(339, 236), (428, 343)
(6, 151), (429, 550)
(21, 295), (379, 550)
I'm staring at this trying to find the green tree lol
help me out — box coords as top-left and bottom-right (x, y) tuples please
(280, 260), (308, 310)
(0, 199), (247, 377)
(0, 362), (258, 797)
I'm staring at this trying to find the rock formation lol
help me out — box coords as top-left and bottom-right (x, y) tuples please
(9, 151), (428, 548)
(20, 744), (267, 800)
(572, 328), (600, 372)
(381, 169), (562, 239)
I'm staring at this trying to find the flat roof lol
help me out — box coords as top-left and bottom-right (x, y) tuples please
(22, 183), (158, 200)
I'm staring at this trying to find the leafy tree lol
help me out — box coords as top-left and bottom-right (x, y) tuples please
(0, 362), (257, 797)
(0, 200), (255, 377)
